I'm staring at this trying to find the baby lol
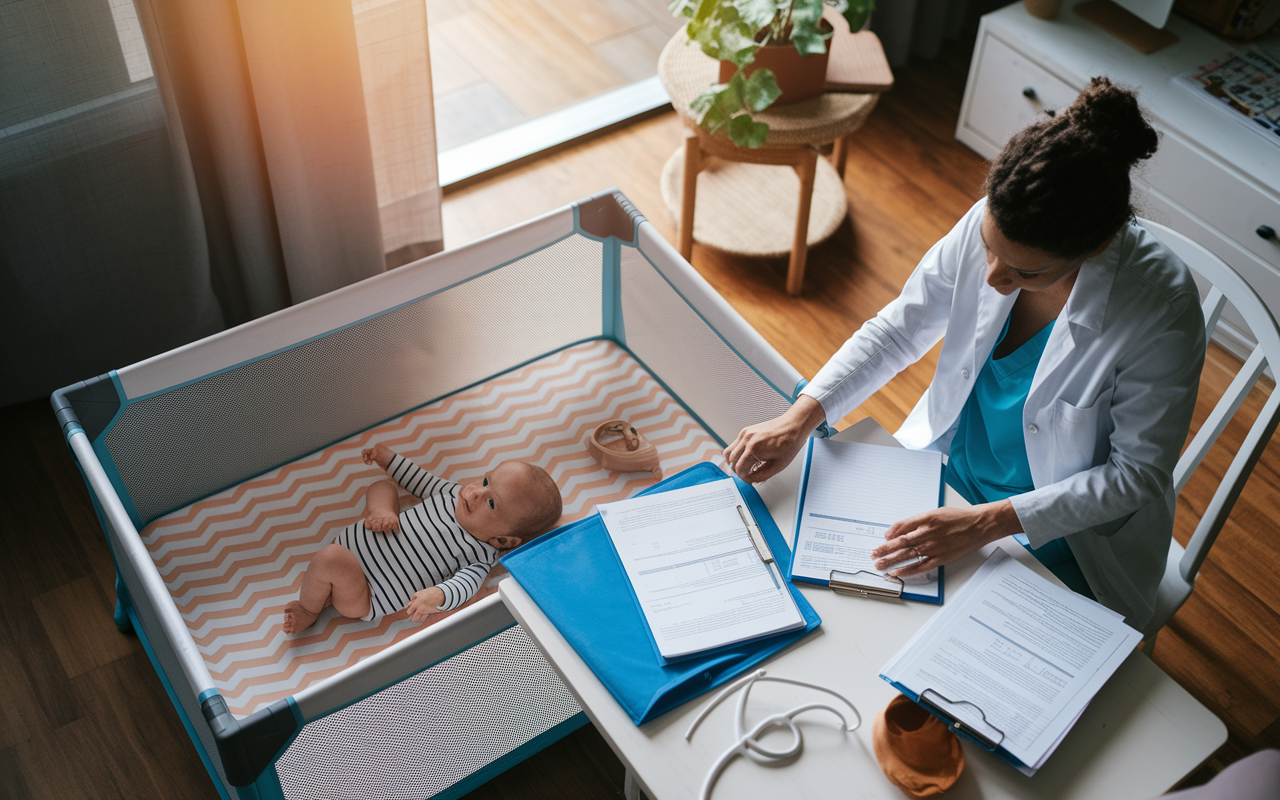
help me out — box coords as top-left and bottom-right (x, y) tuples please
(283, 443), (562, 633)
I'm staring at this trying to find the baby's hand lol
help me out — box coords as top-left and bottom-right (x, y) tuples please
(406, 587), (446, 623)
(362, 443), (395, 470)
(364, 512), (399, 533)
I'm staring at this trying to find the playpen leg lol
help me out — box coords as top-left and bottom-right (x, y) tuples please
(113, 572), (133, 634)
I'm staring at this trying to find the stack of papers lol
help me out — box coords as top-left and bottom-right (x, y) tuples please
(791, 438), (945, 603)
(599, 478), (806, 662)
(880, 548), (1141, 773)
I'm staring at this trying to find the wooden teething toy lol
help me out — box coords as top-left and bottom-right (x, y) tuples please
(586, 419), (663, 479)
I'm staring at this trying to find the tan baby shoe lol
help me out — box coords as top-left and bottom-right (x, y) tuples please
(872, 694), (965, 798)
(585, 419), (662, 479)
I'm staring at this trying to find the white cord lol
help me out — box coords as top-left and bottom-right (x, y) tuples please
(684, 670), (862, 800)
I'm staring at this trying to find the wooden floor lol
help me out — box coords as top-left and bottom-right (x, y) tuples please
(3, 30), (1279, 800)
(427, 0), (680, 150)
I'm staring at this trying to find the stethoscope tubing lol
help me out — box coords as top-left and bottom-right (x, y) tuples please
(685, 669), (862, 800)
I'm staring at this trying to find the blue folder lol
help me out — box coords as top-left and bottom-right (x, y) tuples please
(502, 462), (821, 725)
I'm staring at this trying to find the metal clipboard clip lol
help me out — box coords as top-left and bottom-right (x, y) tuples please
(829, 569), (904, 599)
(918, 688), (1006, 751)
(737, 505), (774, 565)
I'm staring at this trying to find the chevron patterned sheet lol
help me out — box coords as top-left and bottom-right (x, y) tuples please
(139, 340), (724, 717)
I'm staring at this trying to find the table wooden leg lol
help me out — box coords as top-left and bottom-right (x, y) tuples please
(678, 128), (701, 261)
(832, 134), (850, 179)
(787, 148), (819, 296)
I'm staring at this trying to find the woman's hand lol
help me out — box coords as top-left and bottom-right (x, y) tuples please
(870, 500), (1022, 578)
(723, 395), (828, 483)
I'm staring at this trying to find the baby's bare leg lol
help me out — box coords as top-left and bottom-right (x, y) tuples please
(283, 544), (371, 633)
(363, 479), (401, 533)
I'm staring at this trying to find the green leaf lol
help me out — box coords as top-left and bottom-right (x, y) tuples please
(790, 19), (831, 55)
(728, 114), (770, 148)
(736, 0), (782, 29)
(667, 0), (698, 19)
(839, 0), (875, 32)
(690, 90), (729, 135)
(742, 68), (782, 112)
(790, 0), (826, 25)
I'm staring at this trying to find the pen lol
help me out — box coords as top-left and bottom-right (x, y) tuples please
(737, 505), (774, 565)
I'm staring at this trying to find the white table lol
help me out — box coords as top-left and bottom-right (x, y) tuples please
(499, 420), (1226, 799)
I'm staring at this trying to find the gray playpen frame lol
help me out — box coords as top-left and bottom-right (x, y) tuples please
(51, 190), (810, 799)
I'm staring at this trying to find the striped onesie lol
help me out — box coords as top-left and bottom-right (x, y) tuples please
(334, 454), (498, 621)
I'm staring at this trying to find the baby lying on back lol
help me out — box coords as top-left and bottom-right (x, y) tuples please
(283, 443), (562, 633)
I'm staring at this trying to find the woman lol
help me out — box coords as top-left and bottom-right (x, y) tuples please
(724, 78), (1206, 628)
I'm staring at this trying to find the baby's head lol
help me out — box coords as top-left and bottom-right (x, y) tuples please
(455, 461), (562, 550)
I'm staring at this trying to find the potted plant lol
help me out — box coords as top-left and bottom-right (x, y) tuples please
(669, 0), (875, 148)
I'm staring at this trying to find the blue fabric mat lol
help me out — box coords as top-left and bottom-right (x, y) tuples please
(502, 462), (820, 725)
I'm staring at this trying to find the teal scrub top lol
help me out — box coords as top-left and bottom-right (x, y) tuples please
(945, 314), (1094, 598)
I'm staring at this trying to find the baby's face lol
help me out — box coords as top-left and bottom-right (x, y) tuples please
(456, 462), (540, 549)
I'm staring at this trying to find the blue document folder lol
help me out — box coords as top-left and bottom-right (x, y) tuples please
(502, 462), (821, 725)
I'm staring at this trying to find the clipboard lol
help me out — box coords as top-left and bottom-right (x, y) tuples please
(880, 678), (1026, 771)
(597, 479), (805, 665)
(789, 437), (945, 605)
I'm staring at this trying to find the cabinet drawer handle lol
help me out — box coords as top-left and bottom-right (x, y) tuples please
(1259, 225), (1276, 240)
(1022, 87), (1037, 99)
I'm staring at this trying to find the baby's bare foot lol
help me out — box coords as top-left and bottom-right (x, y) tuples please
(364, 512), (400, 533)
(283, 600), (321, 633)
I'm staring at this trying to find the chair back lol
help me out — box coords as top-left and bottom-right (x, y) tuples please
(1138, 219), (1280, 650)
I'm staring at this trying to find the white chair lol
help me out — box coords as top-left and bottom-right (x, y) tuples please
(1137, 219), (1280, 654)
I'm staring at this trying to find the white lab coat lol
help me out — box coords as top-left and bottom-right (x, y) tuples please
(802, 199), (1206, 628)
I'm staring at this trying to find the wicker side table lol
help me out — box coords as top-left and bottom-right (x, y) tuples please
(658, 29), (888, 294)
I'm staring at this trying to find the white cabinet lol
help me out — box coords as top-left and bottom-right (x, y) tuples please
(957, 1), (1280, 355)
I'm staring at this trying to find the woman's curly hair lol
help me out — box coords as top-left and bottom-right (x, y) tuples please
(984, 77), (1158, 258)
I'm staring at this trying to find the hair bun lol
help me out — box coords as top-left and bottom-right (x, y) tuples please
(1066, 77), (1158, 166)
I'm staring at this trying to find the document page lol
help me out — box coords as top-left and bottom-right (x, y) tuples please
(792, 439), (943, 599)
(599, 478), (805, 661)
(880, 548), (1141, 769)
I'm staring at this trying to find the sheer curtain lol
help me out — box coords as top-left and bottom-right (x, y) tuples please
(0, 0), (441, 406)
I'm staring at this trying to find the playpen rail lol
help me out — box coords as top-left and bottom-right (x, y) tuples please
(68, 430), (219, 697)
(290, 592), (518, 721)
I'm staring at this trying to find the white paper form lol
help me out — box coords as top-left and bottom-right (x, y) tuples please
(880, 548), (1141, 770)
(792, 438), (944, 599)
(598, 479), (805, 661)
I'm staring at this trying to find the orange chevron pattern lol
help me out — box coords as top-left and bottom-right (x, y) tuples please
(139, 341), (724, 716)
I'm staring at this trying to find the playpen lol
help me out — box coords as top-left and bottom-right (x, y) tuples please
(53, 190), (810, 799)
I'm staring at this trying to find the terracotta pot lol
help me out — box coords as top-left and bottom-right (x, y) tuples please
(1023, 0), (1061, 19)
(872, 694), (965, 798)
(717, 22), (833, 106)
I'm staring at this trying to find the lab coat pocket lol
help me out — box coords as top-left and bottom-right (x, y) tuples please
(1052, 390), (1111, 479)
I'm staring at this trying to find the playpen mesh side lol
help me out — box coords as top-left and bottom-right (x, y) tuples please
(101, 235), (604, 524)
(112, 528), (236, 797)
(274, 626), (580, 800)
(621, 246), (793, 442)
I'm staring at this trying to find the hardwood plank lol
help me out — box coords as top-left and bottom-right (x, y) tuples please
(0, 632), (39, 750)
(533, 0), (651, 45)
(632, 0), (687, 36)
(435, 81), (528, 151)
(10, 717), (127, 800)
(0, 745), (36, 800)
(428, 27), (485, 95)
(590, 23), (669, 83)
(64, 650), (219, 799)
(432, 0), (627, 118)
(32, 567), (140, 680)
